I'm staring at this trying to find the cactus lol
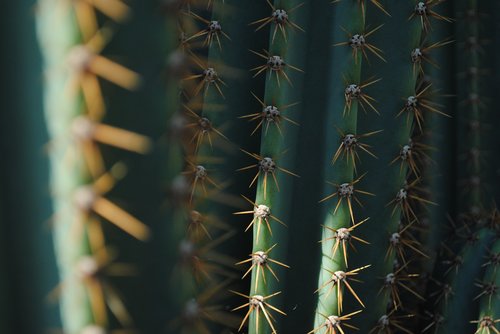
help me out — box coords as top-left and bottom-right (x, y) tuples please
(0, 205), (8, 334)
(236, 0), (308, 331)
(313, 1), (369, 330)
(36, 1), (151, 332)
(475, 238), (500, 334)
(2, 0), (500, 333)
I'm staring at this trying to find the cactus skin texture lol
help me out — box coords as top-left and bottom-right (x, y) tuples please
(1, 0), (499, 333)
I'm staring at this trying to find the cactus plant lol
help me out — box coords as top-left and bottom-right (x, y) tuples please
(3, 0), (500, 333)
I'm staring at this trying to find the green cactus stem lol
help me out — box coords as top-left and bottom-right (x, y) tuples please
(234, 1), (309, 333)
(475, 238), (500, 334)
(345, 2), (426, 333)
(36, 1), (149, 332)
(313, 1), (368, 330)
(439, 229), (495, 334)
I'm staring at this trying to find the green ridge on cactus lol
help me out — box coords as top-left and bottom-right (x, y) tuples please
(419, 0), (454, 278)
(313, 1), (365, 329)
(455, 0), (481, 210)
(476, 238), (500, 333)
(439, 1), (495, 332)
(244, 0), (308, 333)
(164, 5), (192, 327)
(346, 1), (423, 332)
(36, 3), (94, 332)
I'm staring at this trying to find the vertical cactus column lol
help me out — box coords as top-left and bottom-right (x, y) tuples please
(475, 239), (500, 333)
(473, 1), (500, 329)
(233, 1), (308, 333)
(313, 1), (371, 331)
(439, 228), (495, 334)
(162, 2), (190, 329)
(165, 1), (243, 332)
(342, 1), (437, 332)
(435, 1), (497, 332)
(36, 1), (150, 332)
(455, 0), (482, 213)
(408, 1), (455, 327)
(417, 0), (454, 278)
